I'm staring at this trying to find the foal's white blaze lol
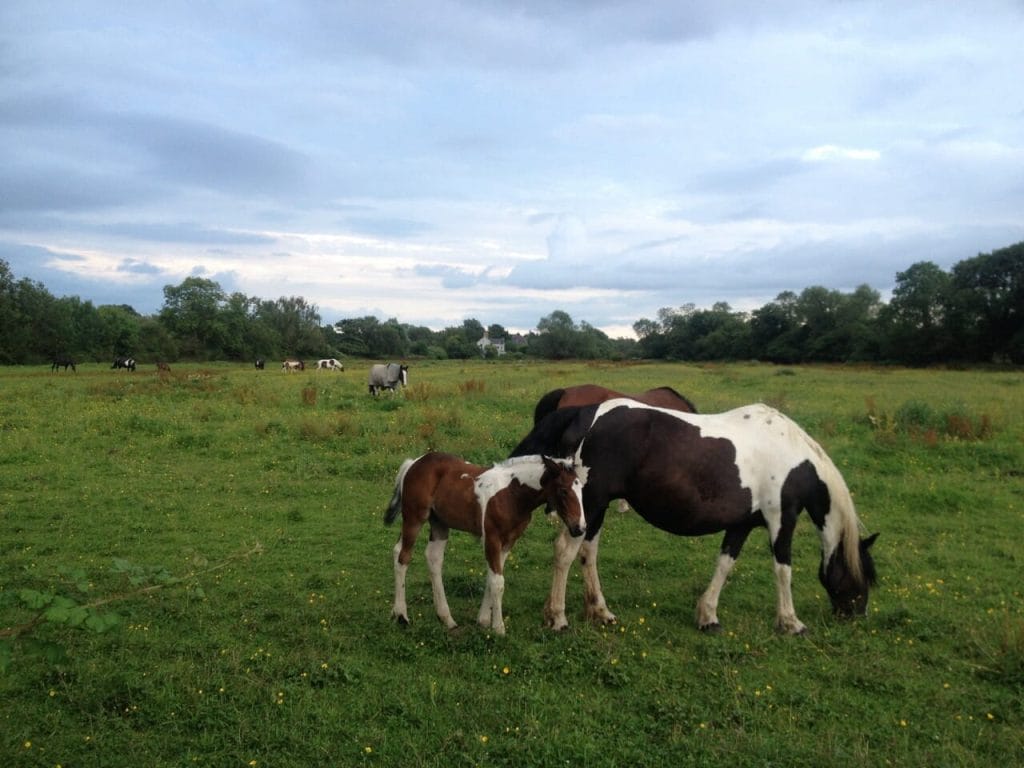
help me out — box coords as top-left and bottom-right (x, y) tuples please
(473, 456), (584, 540)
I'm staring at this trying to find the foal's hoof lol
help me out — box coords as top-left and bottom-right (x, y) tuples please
(699, 622), (723, 634)
(393, 614), (410, 627)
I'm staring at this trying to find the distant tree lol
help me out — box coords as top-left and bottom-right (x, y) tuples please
(947, 243), (1024, 363)
(159, 277), (227, 359)
(879, 262), (952, 363)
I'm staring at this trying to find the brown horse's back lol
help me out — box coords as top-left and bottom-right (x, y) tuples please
(533, 383), (696, 425)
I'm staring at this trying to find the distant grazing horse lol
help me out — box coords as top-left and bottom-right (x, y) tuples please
(316, 358), (344, 371)
(385, 452), (586, 635)
(281, 359), (304, 372)
(255, 359), (265, 370)
(51, 356), (76, 373)
(510, 400), (878, 634)
(532, 383), (697, 425)
(112, 357), (136, 372)
(156, 362), (171, 373)
(368, 363), (408, 396)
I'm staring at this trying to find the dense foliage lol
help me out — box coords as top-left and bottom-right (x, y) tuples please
(1, 241), (1022, 365)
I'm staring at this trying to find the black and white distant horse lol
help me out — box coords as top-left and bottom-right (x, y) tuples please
(51, 356), (76, 373)
(112, 357), (136, 372)
(510, 399), (878, 634)
(316, 358), (344, 371)
(282, 359), (304, 372)
(368, 363), (408, 396)
(255, 359), (265, 370)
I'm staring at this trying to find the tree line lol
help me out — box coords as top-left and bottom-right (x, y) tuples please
(1, 241), (1021, 366)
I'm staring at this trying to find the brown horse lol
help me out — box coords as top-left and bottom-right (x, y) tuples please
(385, 452), (586, 635)
(532, 384), (697, 425)
(531, 384), (698, 514)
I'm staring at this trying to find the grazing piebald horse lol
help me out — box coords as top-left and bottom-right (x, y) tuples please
(254, 359), (265, 370)
(368, 363), (408, 396)
(510, 399), (878, 635)
(316, 358), (344, 371)
(532, 383), (697, 425)
(281, 359), (304, 372)
(112, 357), (136, 372)
(51, 356), (76, 373)
(385, 452), (586, 635)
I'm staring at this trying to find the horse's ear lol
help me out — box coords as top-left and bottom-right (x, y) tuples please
(541, 455), (560, 473)
(862, 532), (879, 550)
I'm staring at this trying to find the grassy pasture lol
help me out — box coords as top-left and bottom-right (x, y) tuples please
(1, 360), (1022, 767)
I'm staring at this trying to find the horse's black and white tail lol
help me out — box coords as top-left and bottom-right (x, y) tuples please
(384, 458), (416, 525)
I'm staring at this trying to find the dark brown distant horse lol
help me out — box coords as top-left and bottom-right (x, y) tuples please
(385, 452), (585, 635)
(532, 384), (697, 425)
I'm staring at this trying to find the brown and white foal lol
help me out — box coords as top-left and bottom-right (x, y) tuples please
(385, 452), (585, 635)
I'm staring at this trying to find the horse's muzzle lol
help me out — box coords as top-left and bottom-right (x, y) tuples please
(567, 523), (586, 538)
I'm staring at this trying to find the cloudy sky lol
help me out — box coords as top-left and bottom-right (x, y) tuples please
(2, 1), (1023, 337)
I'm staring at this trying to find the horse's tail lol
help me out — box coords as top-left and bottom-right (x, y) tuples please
(384, 458), (416, 525)
(533, 388), (566, 425)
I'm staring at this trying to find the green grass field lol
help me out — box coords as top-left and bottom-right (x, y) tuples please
(2, 360), (1022, 766)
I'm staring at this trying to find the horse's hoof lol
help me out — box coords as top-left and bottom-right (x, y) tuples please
(699, 622), (723, 634)
(394, 614), (409, 627)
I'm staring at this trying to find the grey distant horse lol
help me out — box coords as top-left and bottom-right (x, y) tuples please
(368, 363), (408, 396)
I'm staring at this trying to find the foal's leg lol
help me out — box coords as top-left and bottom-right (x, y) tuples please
(478, 547), (510, 634)
(543, 528), (585, 630)
(696, 525), (754, 632)
(580, 530), (617, 624)
(425, 526), (457, 629)
(392, 512), (426, 626)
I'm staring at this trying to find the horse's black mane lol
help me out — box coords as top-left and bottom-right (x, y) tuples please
(510, 404), (597, 459)
(532, 387), (567, 425)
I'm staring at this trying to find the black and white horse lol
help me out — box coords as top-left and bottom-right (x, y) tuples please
(112, 357), (136, 372)
(282, 359), (304, 372)
(511, 399), (878, 634)
(51, 356), (76, 372)
(316, 358), (344, 371)
(368, 363), (408, 396)
(255, 358), (265, 370)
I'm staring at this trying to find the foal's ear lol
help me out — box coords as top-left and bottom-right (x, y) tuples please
(862, 532), (879, 549)
(541, 455), (566, 476)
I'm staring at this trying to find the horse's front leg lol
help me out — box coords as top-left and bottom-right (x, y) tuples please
(425, 529), (457, 630)
(478, 549), (510, 635)
(773, 561), (806, 635)
(696, 524), (753, 632)
(544, 528), (585, 630)
(580, 531), (617, 624)
(768, 515), (806, 635)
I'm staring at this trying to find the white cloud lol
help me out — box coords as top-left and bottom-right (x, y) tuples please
(801, 145), (882, 163)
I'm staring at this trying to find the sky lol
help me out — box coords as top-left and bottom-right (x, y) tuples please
(2, 1), (1023, 338)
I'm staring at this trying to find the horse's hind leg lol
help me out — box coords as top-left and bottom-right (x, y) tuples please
(425, 527), (457, 630)
(392, 538), (411, 625)
(580, 531), (617, 625)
